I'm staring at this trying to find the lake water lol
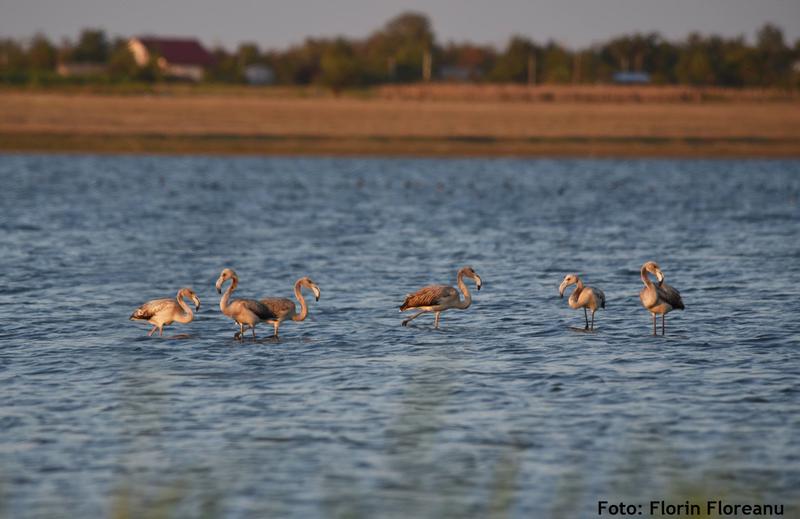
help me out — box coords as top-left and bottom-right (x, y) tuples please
(1, 155), (798, 518)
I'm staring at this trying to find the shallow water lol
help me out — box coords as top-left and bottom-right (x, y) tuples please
(1, 155), (799, 517)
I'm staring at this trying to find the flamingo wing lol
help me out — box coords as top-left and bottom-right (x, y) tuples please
(657, 282), (684, 310)
(130, 298), (174, 320)
(238, 299), (279, 320)
(259, 297), (296, 318)
(400, 285), (456, 310)
(592, 287), (606, 309)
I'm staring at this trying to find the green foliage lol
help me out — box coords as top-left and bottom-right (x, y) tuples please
(0, 39), (27, 74)
(365, 12), (435, 82)
(320, 39), (362, 92)
(27, 34), (56, 71)
(108, 42), (139, 81)
(489, 36), (536, 83)
(71, 29), (110, 63)
(1, 18), (798, 88)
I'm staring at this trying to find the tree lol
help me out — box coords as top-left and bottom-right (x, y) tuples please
(206, 47), (241, 82)
(541, 41), (572, 83)
(365, 12), (435, 82)
(71, 29), (110, 63)
(489, 36), (537, 83)
(27, 34), (56, 71)
(676, 33), (716, 85)
(319, 38), (362, 92)
(0, 39), (27, 77)
(755, 23), (791, 87)
(237, 43), (261, 67)
(108, 39), (140, 81)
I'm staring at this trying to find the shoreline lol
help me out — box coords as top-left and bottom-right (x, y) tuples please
(2, 88), (799, 158)
(2, 132), (799, 158)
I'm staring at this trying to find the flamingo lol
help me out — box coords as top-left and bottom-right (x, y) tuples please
(215, 268), (276, 340)
(558, 274), (605, 330)
(639, 261), (685, 335)
(259, 277), (321, 337)
(130, 287), (200, 336)
(400, 266), (482, 329)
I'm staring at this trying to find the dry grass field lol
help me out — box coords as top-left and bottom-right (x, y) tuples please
(1, 85), (799, 157)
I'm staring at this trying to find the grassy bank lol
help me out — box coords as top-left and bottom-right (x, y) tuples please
(1, 86), (799, 157)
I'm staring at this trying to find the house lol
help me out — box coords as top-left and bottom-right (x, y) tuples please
(612, 71), (651, 84)
(439, 65), (473, 82)
(244, 64), (275, 85)
(128, 36), (214, 81)
(57, 62), (107, 77)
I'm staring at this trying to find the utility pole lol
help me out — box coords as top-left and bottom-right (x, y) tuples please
(422, 49), (432, 82)
(527, 52), (536, 85)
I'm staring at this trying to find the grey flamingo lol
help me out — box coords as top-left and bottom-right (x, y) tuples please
(400, 266), (482, 329)
(130, 287), (200, 336)
(215, 268), (276, 340)
(639, 261), (685, 335)
(559, 273), (606, 330)
(259, 277), (321, 338)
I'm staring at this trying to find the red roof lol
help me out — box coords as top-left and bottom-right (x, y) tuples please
(136, 37), (214, 67)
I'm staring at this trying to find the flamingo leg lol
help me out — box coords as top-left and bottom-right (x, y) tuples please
(662, 315), (666, 336)
(273, 322), (280, 338)
(235, 322), (245, 340)
(252, 325), (257, 339)
(584, 308), (589, 330)
(591, 310), (595, 331)
(402, 310), (427, 326)
(159, 326), (163, 336)
(148, 325), (157, 337)
(652, 313), (657, 335)
(434, 311), (441, 329)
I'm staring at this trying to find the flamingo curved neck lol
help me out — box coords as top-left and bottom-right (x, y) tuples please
(569, 279), (584, 303)
(292, 281), (308, 321)
(175, 293), (193, 323)
(641, 266), (654, 289)
(456, 271), (472, 309)
(219, 278), (238, 316)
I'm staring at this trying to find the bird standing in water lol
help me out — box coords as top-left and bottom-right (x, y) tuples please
(639, 261), (685, 335)
(400, 266), (482, 329)
(558, 273), (605, 330)
(216, 268), (276, 340)
(130, 287), (201, 336)
(259, 277), (321, 338)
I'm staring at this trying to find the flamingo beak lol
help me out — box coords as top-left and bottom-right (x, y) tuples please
(475, 275), (482, 290)
(215, 278), (223, 294)
(193, 296), (201, 311)
(655, 270), (664, 283)
(559, 280), (567, 298)
(312, 285), (321, 302)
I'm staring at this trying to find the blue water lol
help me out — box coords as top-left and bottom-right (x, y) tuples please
(1, 155), (799, 518)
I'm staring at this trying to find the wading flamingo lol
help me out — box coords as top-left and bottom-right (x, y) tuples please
(259, 277), (321, 337)
(639, 261), (685, 335)
(130, 287), (200, 336)
(400, 266), (482, 329)
(215, 268), (276, 340)
(558, 274), (606, 330)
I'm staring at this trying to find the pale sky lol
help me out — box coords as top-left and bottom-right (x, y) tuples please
(1, 0), (799, 50)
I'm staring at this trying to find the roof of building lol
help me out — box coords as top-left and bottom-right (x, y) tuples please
(134, 37), (214, 67)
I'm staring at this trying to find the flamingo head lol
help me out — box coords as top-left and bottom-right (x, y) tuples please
(559, 274), (579, 298)
(462, 266), (482, 290)
(216, 268), (238, 294)
(644, 261), (664, 283)
(299, 277), (321, 301)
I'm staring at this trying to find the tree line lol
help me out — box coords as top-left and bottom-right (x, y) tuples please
(1, 12), (798, 89)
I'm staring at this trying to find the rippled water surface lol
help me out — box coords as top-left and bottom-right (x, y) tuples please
(1, 155), (799, 517)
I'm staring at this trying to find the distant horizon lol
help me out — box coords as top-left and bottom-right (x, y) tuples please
(2, 0), (799, 51)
